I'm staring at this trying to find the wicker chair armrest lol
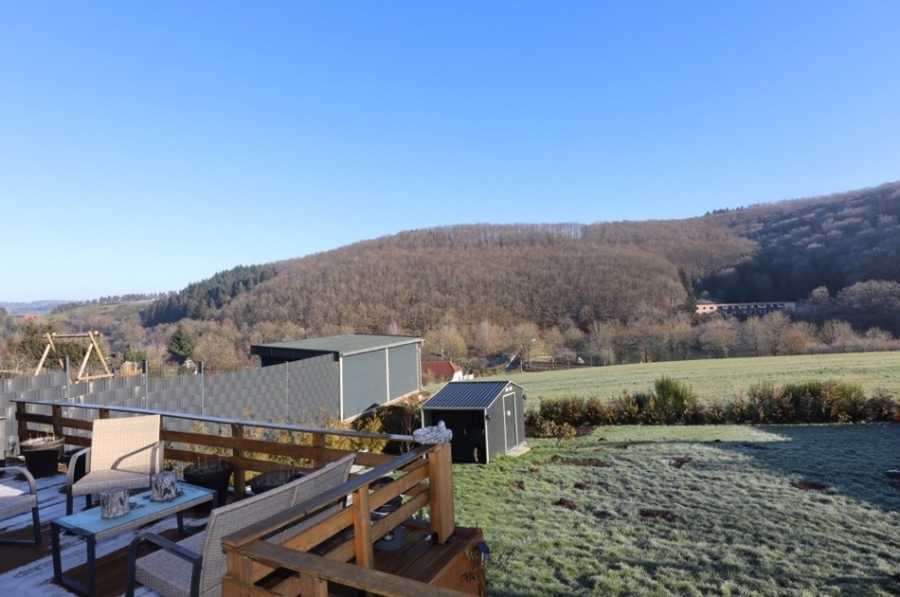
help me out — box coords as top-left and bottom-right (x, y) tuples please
(66, 447), (91, 488)
(125, 531), (203, 597)
(0, 466), (38, 495)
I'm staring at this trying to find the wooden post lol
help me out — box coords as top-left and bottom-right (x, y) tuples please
(351, 484), (374, 570)
(232, 423), (246, 499)
(428, 443), (455, 543)
(51, 403), (65, 439)
(311, 431), (326, 469)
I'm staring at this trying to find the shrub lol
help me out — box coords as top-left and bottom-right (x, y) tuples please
(653, 375), (699, 423)
(583, 396), (606, 425)
(730, 394), (751, 424)
(865, 387), (896, 421)
(821, 381), (867, 422)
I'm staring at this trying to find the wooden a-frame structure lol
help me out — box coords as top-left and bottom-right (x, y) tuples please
(34, 331), (114, 381)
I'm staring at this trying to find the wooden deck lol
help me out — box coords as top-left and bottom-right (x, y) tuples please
(1, 455), (484, 596)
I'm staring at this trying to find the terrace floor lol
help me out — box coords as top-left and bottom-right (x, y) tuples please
(0, 462), (198, 596)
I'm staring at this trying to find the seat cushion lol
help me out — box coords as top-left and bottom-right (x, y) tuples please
(71, 469), (150, 497)
(0, 493), (37, 520)
(135, 530), (206, 597)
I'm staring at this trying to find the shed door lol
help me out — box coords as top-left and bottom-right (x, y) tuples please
(502, 391), (519, 451)
(426, 410), (485, 463)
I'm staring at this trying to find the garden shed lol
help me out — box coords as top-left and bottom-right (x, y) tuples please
(250, 334), (423, 421)
(420, 380), (526, 464)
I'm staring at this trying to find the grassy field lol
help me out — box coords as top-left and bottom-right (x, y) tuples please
(432, 352), (900, 409)
(452, 423), (900, 596)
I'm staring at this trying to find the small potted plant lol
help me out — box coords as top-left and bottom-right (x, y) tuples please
(183, 456), (233, 511)
(20, 433), (65, 478)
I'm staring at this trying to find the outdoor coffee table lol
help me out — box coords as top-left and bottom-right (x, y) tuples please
(51, 482), (216, 596)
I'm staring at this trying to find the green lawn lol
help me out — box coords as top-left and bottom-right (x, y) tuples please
(427, 352), (900, 409)
(452, 423), (900, 596)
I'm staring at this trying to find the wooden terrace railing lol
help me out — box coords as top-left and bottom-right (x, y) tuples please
(220, 442), (481, 596)
(10, 398), (414, 499)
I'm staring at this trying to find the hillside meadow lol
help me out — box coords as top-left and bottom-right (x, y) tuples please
(453, 352), (900, 409)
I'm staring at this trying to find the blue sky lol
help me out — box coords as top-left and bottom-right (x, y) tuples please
(2, 2), (898, 302)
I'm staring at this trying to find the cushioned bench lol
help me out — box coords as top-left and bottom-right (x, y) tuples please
(125, 454), (355, 597)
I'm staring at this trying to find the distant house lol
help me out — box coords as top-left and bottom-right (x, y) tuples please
(168, 355), (198, 371)
(250, 334), (423, 421)
(696, 300), (796, 317)
(421, 359), (464, 382)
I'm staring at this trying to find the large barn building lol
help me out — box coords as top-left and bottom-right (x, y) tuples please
(250, 334), (423, 421)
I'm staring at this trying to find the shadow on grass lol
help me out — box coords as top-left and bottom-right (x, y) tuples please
(713, 424), (900, 512)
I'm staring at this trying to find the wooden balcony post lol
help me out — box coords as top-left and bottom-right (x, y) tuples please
(312, 431), (326, 469)
(351, 484), (374, 570)
(15, 401), (28, 440)
(428, 443), (455, 543)
(232, 423), (246, 499)
(51, 403), (65, 439)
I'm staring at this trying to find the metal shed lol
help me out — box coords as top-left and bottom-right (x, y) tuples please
(250, 334), (423, 420)
(420, 380), (526, 464)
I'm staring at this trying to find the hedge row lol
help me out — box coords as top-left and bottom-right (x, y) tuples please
(525, 377), (898, 429)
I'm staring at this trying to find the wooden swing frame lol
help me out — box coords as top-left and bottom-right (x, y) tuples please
(34, 331), (114, 381)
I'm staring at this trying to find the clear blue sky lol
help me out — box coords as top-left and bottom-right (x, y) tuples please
(2, 2), (898, 302)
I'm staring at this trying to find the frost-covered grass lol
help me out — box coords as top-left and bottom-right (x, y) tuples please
(453, 424), (900, 596)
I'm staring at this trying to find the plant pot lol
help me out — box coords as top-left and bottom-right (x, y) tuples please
(20, 436), (64, 478)
(183, 460), (233, 511)
(249, 470), (306, 495)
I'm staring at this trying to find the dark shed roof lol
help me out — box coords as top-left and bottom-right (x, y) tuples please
(251, 334), (422, 360)
(422, 381), (513, 410)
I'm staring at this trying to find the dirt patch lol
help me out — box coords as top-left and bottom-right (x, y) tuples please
(741, 443), (767, 450)
(549, 456), (608, 467)
(613, 444), (629, 450)
(640, 509), (677, 522)
(792, 480), (828, 491)
(661, 457), (691, 468)
(554, 498), (578, 510)
(884, 470), (900, 490)
(508, 480), (525, 491)
(574, 481), (588, 490)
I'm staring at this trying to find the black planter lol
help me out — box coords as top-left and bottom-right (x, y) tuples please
(250, 470), (306, 495)
(20, 437), (64, 478)
(183, 460), (233, 511)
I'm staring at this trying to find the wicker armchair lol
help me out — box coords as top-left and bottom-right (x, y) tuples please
(0, 466), (41, 545)
(66, 414), (163, 515)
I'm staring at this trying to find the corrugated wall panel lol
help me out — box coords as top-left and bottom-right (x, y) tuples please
(388, 343), (419, 398)
(342, 350), (387, 418)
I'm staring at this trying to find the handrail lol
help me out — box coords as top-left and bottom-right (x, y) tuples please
(224, 542), (469, 597)
(10, 398), (415, 498)
(10, 397), (414, 442)
(222, 445), (431, 550)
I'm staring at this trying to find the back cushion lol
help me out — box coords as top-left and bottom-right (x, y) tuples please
(198, 454), (355, 593)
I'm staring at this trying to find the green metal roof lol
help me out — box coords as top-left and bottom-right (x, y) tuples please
(421, 380), (521, 410)
(251, 333), (422, 358)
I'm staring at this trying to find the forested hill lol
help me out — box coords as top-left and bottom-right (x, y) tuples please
(141, 180), (900, 336)
(702, 180), (900, 302)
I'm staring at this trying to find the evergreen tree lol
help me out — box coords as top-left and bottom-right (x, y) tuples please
(167, 325), (195, 358)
